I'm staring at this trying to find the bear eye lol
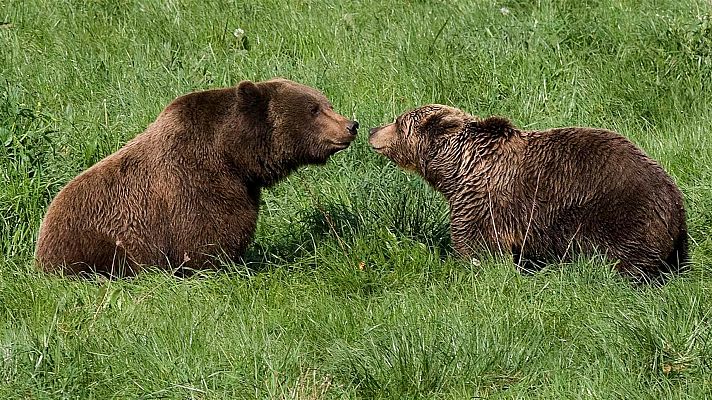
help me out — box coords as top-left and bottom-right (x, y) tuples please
(311, 104), (321, 115)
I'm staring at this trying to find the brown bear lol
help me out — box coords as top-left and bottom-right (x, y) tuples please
(369, 104), (688, 281)
(36, 78), (359, 277)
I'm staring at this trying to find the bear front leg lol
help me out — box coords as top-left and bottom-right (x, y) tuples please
(450, 219), (493, 265)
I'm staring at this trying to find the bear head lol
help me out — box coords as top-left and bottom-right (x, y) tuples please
(368, 104), (468, 176)
(236, 78), (358, 172)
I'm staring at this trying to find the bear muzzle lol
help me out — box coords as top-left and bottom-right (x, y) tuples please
(368, 124), (395, 153)
(327, 121), (358, 151)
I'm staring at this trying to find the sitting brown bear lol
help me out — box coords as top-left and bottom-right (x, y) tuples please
(36, 78), (359, 277)
(369, 104), (688, 281)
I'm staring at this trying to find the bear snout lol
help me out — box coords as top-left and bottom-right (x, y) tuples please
(347, 120), (359, 135)
(368, 124), (396, 153)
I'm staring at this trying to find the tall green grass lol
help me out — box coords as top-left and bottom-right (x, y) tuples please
(1, 0), (711, 398)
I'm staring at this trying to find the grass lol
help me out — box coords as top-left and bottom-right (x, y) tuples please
(1, 0), (712, 397)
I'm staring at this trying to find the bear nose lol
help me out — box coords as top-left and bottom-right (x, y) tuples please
(347, 120), (359, 135)
(369, 127), (380, 137)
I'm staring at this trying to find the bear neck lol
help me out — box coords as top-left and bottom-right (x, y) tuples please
(422, 126), (522, 201)
(218, 120), (298, 189)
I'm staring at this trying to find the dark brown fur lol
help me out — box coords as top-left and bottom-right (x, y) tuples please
(369, 104), (688, 281)
(36, 78), (359, 277)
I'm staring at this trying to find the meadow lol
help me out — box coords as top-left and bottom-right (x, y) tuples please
(1, 0), (712, 398)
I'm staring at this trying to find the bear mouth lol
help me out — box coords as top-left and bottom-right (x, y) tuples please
(328, 141), (353, 150)
(370, 145), (387, 154)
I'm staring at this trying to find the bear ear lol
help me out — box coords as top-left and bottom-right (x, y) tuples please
(236, 80), (265, 109)
(421, 113), (464, 136)
(437, 114), (464, 131)
(471, 116), (516, 137)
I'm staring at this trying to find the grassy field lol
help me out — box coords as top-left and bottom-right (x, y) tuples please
(2, 0), (712, 398)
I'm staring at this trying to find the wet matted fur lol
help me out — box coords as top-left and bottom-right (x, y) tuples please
(369, 104), (688, 282)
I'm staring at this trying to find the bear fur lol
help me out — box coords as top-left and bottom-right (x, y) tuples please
(36, 78), (359, 277)
(369, 104), (688, 281)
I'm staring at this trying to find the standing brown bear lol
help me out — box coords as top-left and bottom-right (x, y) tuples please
(36, 78), (359, 277)
(369, 104), (688, 281)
